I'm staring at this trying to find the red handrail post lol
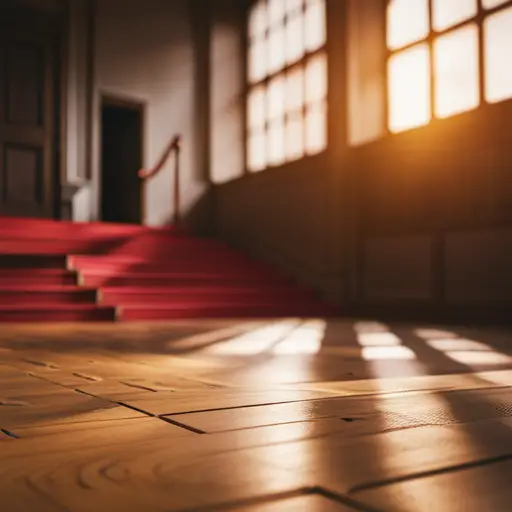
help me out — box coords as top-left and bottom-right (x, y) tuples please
(138, 133), (182, 229)
(173, 136), (181, 227)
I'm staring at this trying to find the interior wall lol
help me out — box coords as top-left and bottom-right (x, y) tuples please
(209, 0), (245, 186)
(212, 0), (346, 301)
(90, 0), (211, 227)
(211, 0), (512, 320)
(62, 0), (91, 221)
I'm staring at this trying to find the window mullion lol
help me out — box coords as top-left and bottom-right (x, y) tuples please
(477, 0), (486, 105)
(428, 0), (435, 119)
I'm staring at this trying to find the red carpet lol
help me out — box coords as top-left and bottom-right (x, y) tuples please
(0, 217), (337, 322)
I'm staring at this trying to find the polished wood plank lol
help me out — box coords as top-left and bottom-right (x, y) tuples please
(354, 457), (512, 512)
(1, 320), (512, 511)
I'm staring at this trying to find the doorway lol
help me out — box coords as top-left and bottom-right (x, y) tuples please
(100, 97), (144, 224)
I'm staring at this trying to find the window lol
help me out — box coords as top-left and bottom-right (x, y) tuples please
(484, 5), (512, 103)
(247, 0), (327, 172)
(386, 0), (512, 133)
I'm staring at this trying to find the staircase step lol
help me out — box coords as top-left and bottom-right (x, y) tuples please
(0, 217), (337, 322)
(120, 303), (336, 321)
(0, 287), (97, 305)
(0, 254), (68, 268)
(0, 304), (116, 322)
(83, 272), (288, 287)
(100, 286), (314, 304)
(0, 269), (78, 286)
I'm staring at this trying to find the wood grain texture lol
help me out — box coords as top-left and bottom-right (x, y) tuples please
(1, 320), (512, 510)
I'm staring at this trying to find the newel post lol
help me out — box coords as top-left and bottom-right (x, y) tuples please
(173, 136), (182, 226)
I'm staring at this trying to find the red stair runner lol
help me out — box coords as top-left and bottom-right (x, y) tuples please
(0, 216), (337, 322)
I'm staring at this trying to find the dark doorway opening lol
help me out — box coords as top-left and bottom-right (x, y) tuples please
(100, 97), (144, 224)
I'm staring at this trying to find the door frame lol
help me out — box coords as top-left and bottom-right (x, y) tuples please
(99, 93), (146, 224)
(0, 1), (67, 219)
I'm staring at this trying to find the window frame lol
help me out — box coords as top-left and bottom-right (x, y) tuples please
(245, 0), (328, 172)
(385, 0), (512, 134)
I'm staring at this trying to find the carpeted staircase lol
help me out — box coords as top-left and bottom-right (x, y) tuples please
(0, 217), (336, 322)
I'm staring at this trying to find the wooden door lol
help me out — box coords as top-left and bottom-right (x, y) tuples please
(0, 8), (57, 218)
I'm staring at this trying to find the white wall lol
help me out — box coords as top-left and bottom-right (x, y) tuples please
(210, 0), (245, 185)
(90, 0), (208, 226)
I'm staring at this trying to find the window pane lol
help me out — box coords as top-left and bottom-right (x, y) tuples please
(434, 24), (479, 118)
(482, 0), (509, 9)
(267, 75), (285, 120)
(432, 0), (477, 31)
(248, 130), (267, 172)
(268, 0), (286, 26)
(285, 13), (305, 65)
(268, 119), (286, 166)
(286, 66), (304, 112)
(485, 6), (512, 103)
(387, 0), (429, 51)
(305, 100), (327, 154)
(267, 24), (286, 74)
(305, 0), (326, 52)
(286, 112), (305, 161)
(286, 0), (303, 15)
(305, 53), (327, 103)
(388, 43), (431, 132)
(249, 0), (268, 37)
(247, 86), (266, 130)
(248, 38), (267, 83)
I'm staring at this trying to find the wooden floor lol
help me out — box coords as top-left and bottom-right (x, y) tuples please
(1, 318), (512, 511)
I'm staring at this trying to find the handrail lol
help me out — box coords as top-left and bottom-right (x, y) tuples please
(138, 134), (182, 225)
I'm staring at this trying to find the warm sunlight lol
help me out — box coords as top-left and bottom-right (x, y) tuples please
(272, 319), (326, 354)
(247, 0), (327, 171)
(434, 24), (480, 118)
(482, 0), (509, 8)
(484, 6), (512, 103)
(305, 0), (327, 51)
(286, 9), (305, 64)
(387, 0), (429, 51)
(432, 0), (477, 31)
(205, 321), (300, 355)
(387, 0), (512, 133)
(354, 323), (417, 361)
(388, 43), (431, 133)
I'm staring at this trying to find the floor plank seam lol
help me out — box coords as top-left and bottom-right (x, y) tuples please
(313, 486), (382, 512)
(348, 452), (512, 495)
(159, 415), (206, 434)
(0, 428), (19, 439)
(113, 401), (158, 417)
(168, 486), (319, 512)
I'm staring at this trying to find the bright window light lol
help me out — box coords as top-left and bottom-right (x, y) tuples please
(305, 100), (327, 154)
(267, 25), (286, 74)
(388, 43), (431, 132)
(268, 0), (286, 26)
(286, 66), (304, 113)
(484, 7), (512, 103)
(249, 0), (268, 37)
(387, 0), (429, 51)
(305, 0), (327, 51)
(248, 131), (266, 172)
(432, 0), (477, 32)
(247, 85), (266, 130)
(268, 118), (286, 165)
(286, 112), (305, 161)
(305, 53), (328, 103)
(482, 0), (509, 9)
(267, 75), (285, 119)
(434, 24), (480, 118)
(248, 39), (267, 84)
(246, 0), (327, 172)
(286, 13), (305, 65)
